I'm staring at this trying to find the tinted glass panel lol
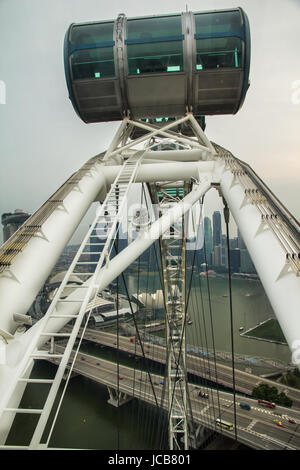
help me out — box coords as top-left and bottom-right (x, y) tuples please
(71, 22), (114, 45)
(127, 16), (182, 40)
(71, 47), (115, 79)
(127, 41), (183, 75)
(195, 11), (242, 35)
(196, 37), (242, 70)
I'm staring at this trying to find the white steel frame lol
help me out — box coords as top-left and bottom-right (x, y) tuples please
(159, 188), (189, 450)
(0, 114), (299, 449)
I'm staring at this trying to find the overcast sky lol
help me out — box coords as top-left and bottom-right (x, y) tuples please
(0, 0), (299, 246)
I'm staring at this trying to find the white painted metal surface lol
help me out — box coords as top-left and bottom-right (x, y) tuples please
(0, 158), (107, 337)
(218, 159), (300, 365)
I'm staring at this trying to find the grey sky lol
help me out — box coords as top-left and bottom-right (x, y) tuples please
(0, 0), (299, 246)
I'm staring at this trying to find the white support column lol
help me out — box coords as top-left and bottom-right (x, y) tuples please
(219, 161), (300, 366)
(107, 387), (133, 407)
(103, 118), (129, 161)
(0, 158), (107, 337)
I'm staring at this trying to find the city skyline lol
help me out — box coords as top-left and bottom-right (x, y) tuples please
(204, 211), (256, 274)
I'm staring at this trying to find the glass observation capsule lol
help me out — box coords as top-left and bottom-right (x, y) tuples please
(64, 8), (250, 123)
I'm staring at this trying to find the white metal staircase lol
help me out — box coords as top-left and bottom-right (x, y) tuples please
(0, 153), (144, 449)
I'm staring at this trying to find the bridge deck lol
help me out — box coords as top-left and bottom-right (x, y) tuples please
(44, 343), (300, 451)
(67, 328), (300, 408)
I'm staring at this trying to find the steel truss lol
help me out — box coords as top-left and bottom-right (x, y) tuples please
(0, 113), (299, 450)
(149, 182), (191, 449)
(160, 189), (188, 450)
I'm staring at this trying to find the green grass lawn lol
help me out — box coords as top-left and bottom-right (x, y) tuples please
(245, 319), (287, 343)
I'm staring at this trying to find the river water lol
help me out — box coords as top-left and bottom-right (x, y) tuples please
(7, 275), (291, 449)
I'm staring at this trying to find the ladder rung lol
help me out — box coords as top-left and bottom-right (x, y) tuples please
(49, 315), (78, 318)
(40, 333), (72, 336)
(76, 262), (99, 265)
(71, 273), (92, 276)
(85, 243), (105, 246)
(4, 408), (43, 414)
(31, 352), (64, 358)
(95, 219), (113, 223)
(18, 378), (55, 384)
(0, 445), (30, 449)
(63, 285), (88, 288)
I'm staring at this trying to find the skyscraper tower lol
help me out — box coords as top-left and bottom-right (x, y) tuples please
(212, 211), (221, 247)
(204, 216), (213, 265)
(221, 234), (228, 268)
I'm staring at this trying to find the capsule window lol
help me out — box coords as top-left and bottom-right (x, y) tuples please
(127, 16), (182, 40)
(194, 11), (242, 35)
(196, 37), (242, 70)
(71, 46), (115, 80)
(126, 16), (183, 75)
(127, 41), (183, 75)
(70, 22), (114, 46)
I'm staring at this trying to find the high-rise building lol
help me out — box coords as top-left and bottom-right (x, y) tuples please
(230, 248), (241, 273)
(230, 237), (238, 250)
(212, 244), (222, 267)
(221, 234), (228, 268)
(240, 249), (256, 274)
(1, 209), (31, 243)
(204, 216), (213, 265)
(212, 211), (221, 247)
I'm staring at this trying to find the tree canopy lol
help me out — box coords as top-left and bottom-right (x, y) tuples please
(252, 383), (292, 407)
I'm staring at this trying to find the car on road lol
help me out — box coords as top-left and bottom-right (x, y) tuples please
(273, 420), (286, 428)
(239, 402), (251, 411)
(198, 391), (209, 399)
(288, 418), (296, 424)
(118, 375), (124, 380)
(258, 399), (275, 409)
